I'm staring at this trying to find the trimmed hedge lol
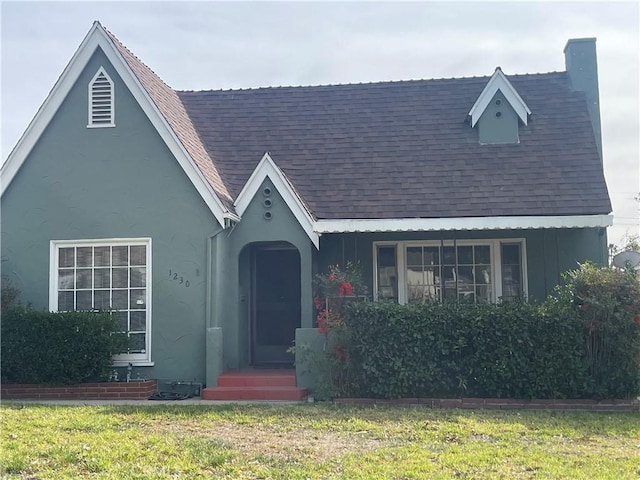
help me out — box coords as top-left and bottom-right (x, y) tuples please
(557, 263), (640, 398)
(341, 265), (640, 400)
(345, 301), (590, 399)
(1, 307), (129, 385)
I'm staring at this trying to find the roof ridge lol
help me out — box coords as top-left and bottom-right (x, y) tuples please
(101, 24), (234, 208)
(176, 70), (567, 94)
(102, 26), (174, 91)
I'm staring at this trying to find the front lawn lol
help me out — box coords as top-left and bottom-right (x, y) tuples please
(1, 403), (638, 479)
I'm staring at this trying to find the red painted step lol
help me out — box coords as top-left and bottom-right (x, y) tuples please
(202, 386), (307, 401)
(217, 369), (297, 387)
(201, 368), (308, 401)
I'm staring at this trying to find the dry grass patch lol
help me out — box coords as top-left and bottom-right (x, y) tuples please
(152, 420), (398, 461)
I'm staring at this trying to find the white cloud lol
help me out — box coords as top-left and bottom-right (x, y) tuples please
(1, 1), (638, 241)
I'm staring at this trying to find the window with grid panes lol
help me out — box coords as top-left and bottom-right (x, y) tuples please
(53, 239), (150, 362)
(375, 239), (524, 304)
(406, 244), (492, 303)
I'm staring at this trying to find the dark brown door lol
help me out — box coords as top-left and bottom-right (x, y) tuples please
(252, 246), (300, 366)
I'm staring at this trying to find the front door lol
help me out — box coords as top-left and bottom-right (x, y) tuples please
(251, 245), (301, 366)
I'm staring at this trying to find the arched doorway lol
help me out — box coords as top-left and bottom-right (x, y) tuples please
(250, 242), (301, 366)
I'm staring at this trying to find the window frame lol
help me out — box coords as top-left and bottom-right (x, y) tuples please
(373, 238), (527, 304)
(49, 238), (153, 366)
(87, 66), (115, 128)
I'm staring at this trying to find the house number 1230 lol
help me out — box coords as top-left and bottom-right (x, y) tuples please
(168, 269), (190, 287)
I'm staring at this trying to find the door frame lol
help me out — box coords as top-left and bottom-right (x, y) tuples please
(250, 242), (301, 366)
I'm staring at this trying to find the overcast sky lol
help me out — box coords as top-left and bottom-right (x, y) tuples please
(1, 1), (638, 244)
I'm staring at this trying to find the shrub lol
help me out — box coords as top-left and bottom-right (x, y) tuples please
(307, 263), (367, 399)
(1, 307), (129, 385)
(336, 263), (639, 400)
(345, 301), (592, 399)
(555, 262), (640, 398)
(1, 274), (21, 317)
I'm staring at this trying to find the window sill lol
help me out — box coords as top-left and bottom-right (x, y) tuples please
(112, 360), (154, 367)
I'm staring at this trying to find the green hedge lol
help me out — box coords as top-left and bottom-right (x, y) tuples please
(341, 265), (640, 400)
(557, 263), (640, 398)
(344, 301), (591, 399)
(1, 307), (129, 385)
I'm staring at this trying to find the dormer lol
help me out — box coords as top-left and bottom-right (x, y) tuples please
(468, 67), (531, 145)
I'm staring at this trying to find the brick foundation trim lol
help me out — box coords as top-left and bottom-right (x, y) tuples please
(334, 397), (640, 412)
(1, 380), (157, 400)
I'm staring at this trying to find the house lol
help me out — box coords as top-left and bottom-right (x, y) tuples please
(1, 22), (611, 392)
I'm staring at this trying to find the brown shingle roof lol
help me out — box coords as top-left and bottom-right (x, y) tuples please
(177, 74), (611, 220)
(103, 27), (234, 210)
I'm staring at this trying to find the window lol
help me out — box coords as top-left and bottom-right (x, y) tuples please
(374, 239), (526, 304)
(50, 239), (151, 364)
(500, 243), (523, 300)
(376, 245), (398, 301)
(88, 67), (114, 127)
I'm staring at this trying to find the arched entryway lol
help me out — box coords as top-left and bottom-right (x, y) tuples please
(250, 242), (301, 366)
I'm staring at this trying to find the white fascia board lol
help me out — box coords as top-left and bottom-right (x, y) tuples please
(235, 153), (320, 249)
(468, 68), (532, 127)
(314, 214), (613, 233)
(1, 22), (104, 196)
(1, 22), (229, 228)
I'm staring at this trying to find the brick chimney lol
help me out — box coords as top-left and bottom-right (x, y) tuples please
(564, 38), (602, 161)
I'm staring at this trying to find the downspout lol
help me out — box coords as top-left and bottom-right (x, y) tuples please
(555, 229), (561, 287)
(206, 226), (226, 328)
(440, 236), (445, 300)
(453, 232), (458, 303)
(542, 230), (548, 297)
(205, 222), (233, 387)
(599, 227), (607, 266)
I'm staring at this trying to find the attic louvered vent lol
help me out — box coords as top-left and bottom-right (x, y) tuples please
(88, 67), (114, 127)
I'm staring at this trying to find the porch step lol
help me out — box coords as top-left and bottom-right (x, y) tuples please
(217, 369), (297, 387)
(202, 386), (308, 401)
(201, 368), (308, 401)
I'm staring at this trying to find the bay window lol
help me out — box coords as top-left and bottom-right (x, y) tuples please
(50, 238), (152, 364)
(374, 239), (526, 303)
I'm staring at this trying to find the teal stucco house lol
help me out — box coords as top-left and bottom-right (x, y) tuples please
(1, 23), (611, 392)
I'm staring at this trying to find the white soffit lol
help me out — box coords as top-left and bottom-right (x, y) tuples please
(0, 22), (229, 227)
(235, 153), (320, 249)
(314, 215), (613, 233)
(468, 67), (532, 127)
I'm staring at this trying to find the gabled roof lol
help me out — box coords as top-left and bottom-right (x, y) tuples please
(179, 73), (611, 222)
(235, 153), (319, 247)
(3, 24), (612, 235)
(468, 67), (532, 126)
(0, 21), (235, 226)
(102, 26), (234, 213)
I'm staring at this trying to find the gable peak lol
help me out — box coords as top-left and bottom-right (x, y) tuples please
(468, 67), (531, 127)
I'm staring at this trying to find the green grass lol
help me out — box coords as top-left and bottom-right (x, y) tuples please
(1, 404), (638, 479)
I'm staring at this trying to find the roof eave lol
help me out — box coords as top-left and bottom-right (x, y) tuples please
(314, 214), (613, 233)
(234, 152), (320, 249)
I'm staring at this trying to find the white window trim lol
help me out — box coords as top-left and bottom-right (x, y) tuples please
(87, 66), (115, 128)
(49, 237), (152, 366)
(373, 238), (528, 304)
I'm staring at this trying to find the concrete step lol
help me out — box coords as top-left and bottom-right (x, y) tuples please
(201, 386), (308, 401)
(217, 370), (297, 387)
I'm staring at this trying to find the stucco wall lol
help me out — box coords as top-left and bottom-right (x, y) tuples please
(211, 178), (315, 370)
(1, 48), (219, 383)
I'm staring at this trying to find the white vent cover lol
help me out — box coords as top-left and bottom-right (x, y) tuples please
(88, 67), (114, 127)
